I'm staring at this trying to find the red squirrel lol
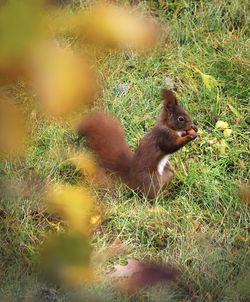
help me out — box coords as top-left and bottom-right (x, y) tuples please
(77, 89), (198, 198)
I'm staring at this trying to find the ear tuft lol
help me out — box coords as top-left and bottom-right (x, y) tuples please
(161, 89), (177, 107)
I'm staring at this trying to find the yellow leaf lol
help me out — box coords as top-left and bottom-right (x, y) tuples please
(81, 4), (159, 49)
(223, 128), (233, 137)
(47, 184), (96, 234)
(216, 139), (228, 154)
(0, 98), (27, 158)
(0, 0), (43, 59)
(69, 149), (111, 187)
(32, 45), (96, 117)
(70, 151), (97, 180)
(40, 232), (92, 285)
(61, 265), (93, 285)
(215, 120), (229, 129)
(199, 72), (217, 90)
(90, 215), (101, 225)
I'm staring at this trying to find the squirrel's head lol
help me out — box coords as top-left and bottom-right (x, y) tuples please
(160, 89), (198, 133)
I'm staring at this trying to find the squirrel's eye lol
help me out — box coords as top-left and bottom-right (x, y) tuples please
(178, 116), (184, 122)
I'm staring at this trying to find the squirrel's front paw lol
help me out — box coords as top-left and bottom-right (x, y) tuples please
(188, 132), (198, 140)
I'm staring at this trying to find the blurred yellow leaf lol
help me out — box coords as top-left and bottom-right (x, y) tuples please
(44, 7), (83, 36)
(61, 265), (93, 285)
(223, 128), (233, 137)
(215, 120), (229, 129)
(0, 98), (27, 158)
(70, 151), (97, 180)
(81, 4), (159, 49)
(47, 184), (96, 234)
(40, 232), (92, 285)
(90, 215), (101, 225)
(32, 45), (96, 117)
(70, 150), (111, 187)
(0, 0), (43, 59)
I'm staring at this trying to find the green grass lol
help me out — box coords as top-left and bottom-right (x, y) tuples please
(0, 0), (249, 301)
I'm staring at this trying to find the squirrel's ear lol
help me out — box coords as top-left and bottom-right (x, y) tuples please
(161, 89), (177, 109)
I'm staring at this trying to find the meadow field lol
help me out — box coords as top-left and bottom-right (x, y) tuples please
(0, 1), (249, 301)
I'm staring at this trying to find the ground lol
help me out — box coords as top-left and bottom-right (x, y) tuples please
(0, 1), (249, 301)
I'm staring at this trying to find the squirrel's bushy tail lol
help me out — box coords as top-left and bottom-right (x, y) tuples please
(77, 111), (133, 181)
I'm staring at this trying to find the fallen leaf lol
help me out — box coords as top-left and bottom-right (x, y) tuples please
(228, 104), (241, 117)
(199, 72), (218, 90)
(181, 63), (217, 91)
(223, 128), (233, 137)
(239, 184), (250, 206)
(235, 117), (241, 125)
(215, 120), (229, 129)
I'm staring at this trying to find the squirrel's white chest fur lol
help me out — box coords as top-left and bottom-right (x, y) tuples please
(157, 155), (170, 176)
(157, 131), (181, 176)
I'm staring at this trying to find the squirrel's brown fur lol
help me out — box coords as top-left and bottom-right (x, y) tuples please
(77, 89), (198, 198)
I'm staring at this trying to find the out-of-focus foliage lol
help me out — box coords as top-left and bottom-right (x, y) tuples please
(31, 45), (97, 117)
(0, 0), (249, 301)
(40, 232), (92, 285)
(0, 0), (161, 291)
(80, 3), (160, 49)
(0, 97), (28, 158)
(0, 0), (45, 80)
(0, 0), (43, 58)
(69, 150), (111, 186)
(46, 183), (97, 234)
(42, 183), (100, 285)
